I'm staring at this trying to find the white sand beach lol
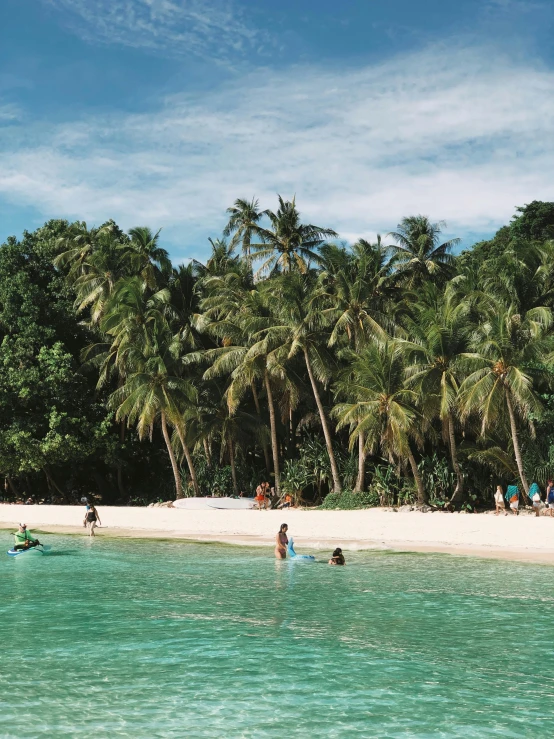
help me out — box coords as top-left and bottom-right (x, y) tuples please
(2, 504), (554, 563)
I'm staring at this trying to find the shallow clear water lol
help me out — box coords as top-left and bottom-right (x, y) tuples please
(1, 534), (554, 738)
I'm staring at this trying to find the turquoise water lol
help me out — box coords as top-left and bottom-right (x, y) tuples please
(1, 535), (554, 738)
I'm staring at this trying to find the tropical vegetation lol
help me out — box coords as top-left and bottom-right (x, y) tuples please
(2, 200), (554, 508)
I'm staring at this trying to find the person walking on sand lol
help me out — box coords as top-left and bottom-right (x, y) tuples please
(85, 504), (101, 536)
(494, 486), (507, 516)
(547, 480), (554, 517)
(275, 523), (288, 559)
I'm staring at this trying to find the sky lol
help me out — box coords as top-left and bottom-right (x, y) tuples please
(1, 0), (553, 263)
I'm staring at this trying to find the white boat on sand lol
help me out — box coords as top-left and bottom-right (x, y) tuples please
(173, 497), (256, 510)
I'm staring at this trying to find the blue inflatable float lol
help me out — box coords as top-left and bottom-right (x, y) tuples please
(287, 538), (315, 561)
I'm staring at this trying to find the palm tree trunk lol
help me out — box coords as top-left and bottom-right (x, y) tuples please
(252, 381), (271, 475)
(228, 439), (239, 496)
(43, 467), (64, 497)
(203, 438), (212, 467)
(116, 419), (126, 499)
(303, 348), (342, 493)
(175, 425), (200, 496)
(355, 432), (366, 492)
(447, 414), (464, 505)
(407, 448), (426, 504)
(506, 391), (529, 495)
(7, 476), (19, 498)
(264, 371), (281, 495)
(161, 411), (183, 499)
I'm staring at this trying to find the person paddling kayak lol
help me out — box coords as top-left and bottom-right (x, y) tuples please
(13, 523), (41, 550)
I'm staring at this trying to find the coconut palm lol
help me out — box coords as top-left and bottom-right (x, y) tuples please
(127, 226), (172, 289)
(249, 196), (337, 277)
(109, 347), (197, 499)
(402, 285), (469, 504)
(388, 216), (460, 286)
(459, 303), (553, 494)
(315, 237), (394, 490)
(223, 197), (262, 257)
(262, 273), (342, 493)
(333, 341), (427, 504)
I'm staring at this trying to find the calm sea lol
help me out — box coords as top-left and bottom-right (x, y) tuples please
(1, 535), (553, 738)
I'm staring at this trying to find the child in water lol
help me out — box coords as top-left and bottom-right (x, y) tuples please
(329, 548), (345, 565)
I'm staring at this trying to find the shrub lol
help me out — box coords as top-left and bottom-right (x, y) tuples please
(320, 488), (380, 510)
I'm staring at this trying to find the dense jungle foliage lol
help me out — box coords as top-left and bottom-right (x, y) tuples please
(2, 199), (554, 508)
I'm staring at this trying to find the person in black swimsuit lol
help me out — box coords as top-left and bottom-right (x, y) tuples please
(85, 505), (101, 536)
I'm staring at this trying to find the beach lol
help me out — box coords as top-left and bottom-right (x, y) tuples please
(2, 504), (554, 563)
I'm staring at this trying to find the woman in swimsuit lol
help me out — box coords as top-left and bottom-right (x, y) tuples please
(275, 523), (288, 559)
(85, 505), (102, 536)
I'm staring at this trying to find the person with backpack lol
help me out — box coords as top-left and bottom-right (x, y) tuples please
(529, 482), (542, 517)
(505, 485), (520, 515)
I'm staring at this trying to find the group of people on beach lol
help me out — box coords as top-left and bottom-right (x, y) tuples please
(254, 482), (293, 510)
(493, 481), (554, 516)
(274, 523), (345, 564)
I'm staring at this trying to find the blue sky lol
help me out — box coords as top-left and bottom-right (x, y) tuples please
(1, 0), (553, 263)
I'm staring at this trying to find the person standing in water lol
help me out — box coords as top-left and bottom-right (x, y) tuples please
(275, 523), (288, 559)
(85, 505), (101, 536)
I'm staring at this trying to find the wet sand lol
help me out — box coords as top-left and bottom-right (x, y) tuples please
(2, 504), (554, 564)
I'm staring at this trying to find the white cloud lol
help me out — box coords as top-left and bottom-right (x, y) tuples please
(1, 45), (554, 259)
(43, 0), (267, 64)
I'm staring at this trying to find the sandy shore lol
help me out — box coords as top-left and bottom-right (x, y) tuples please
(2, 504), (554, 564)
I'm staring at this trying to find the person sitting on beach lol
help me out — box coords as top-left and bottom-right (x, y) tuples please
(85, 505), (101, 536)
(13, 523), (41, 550)
(329, 548), (345, 566)
(275, 523), (288, 559)
(494, 486), (507, 516)
(279, 494), (293, 509)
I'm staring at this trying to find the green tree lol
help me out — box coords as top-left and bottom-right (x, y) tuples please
(388, 216), (459, 286)
(249, 196), (337, 276)
(333, 341), (427, 503)
(402, 286), (468, 504)
(460, 303), (553, 494)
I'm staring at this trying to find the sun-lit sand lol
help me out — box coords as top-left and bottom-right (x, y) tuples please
(2, 504), (554, 563)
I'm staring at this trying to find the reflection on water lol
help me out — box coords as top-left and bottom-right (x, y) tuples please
(1, 535), (554, 738)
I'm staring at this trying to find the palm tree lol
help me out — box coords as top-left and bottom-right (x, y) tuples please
(196, 285), (297, 495)
(127, 226), (172, 288)
(316, 237), (394, 490)
(333, 341), (427, 504)
(263, 273), (342, 493)
(249, 196), (337, 277)
(100, 277), (200, 496)
(72, 234), (127, 324)
(223, 197), (262, 257)
(388, 216), (460, 286)
(109, 348), (197, 499)
(459, 303), (553, 494)
(402, 285), (468, 504)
